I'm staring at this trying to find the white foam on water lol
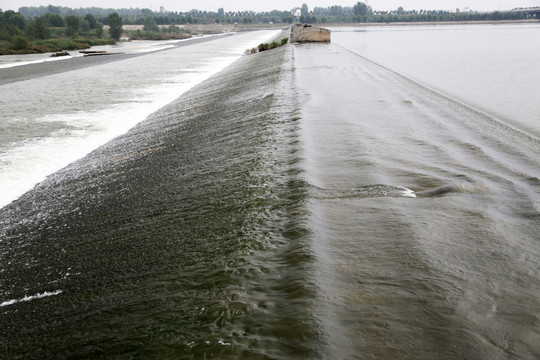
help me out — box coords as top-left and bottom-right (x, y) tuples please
(400, 187), (417, 198)
(0, 54), (74, 69)
(0, 290), (63, 307)
(0, 70), (208, 208)
(0, 31), (282, 209)
(0, 35), (215, 69)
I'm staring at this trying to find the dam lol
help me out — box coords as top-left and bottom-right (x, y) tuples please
(1, 26), (539, 359)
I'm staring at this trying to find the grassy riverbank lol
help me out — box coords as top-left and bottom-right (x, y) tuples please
(0, 29), (194, 55)
(0, 37), (115, 55)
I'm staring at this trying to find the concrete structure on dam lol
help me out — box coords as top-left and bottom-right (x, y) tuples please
(290, 24), (331, 43)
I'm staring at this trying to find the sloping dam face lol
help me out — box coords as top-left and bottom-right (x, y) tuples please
(1, 43), (318, 358)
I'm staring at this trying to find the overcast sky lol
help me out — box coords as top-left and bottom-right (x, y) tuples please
(2, 0), (539, 12)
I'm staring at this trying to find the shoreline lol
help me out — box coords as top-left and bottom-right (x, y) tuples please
(231, 18), (538, 31)
(326, 19), (538, 27)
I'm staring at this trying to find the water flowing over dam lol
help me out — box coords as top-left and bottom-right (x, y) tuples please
(1, 28), (539, 359)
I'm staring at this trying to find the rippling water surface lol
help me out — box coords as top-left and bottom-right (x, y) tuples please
(0, 32), (278, 208)
(330, 24), (540, 138)
(294, 38), (539, 358)
(1, 25), (539, 359)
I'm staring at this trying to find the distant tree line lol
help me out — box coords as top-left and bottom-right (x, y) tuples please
(12, 5), (297, 25)
(1, 3), (534, 54)
(0, 9), (123, 54)
(1, 10), (128, 37)
(364, 6), (529, 23)
(4, 3), (533, 28)
(306, 3), (530, 23)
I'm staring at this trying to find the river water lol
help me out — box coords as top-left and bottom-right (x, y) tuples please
(1, 25), (539, 359)
(330, 23), (540, 138)
(0, 32), (279, 208)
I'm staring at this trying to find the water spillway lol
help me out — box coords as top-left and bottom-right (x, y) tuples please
(1, 41), (319, 358)
(1, 28), (539, 359)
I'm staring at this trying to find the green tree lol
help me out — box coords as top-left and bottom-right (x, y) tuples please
(95, 21), (104, 38)
(65, 15), (80, 37)
(84, 14), (97, 29)
(43, 13), (64, 27)
(107, 12), (123, 41)
(354, 2), (368, 17)
(141, 8), (153, 17)
(47, 5), (61, 14)
(143, 16), (159, 32)
(81, 19), (90, 32)
(1, 12), (24, 40)
(11, 34), (29, 49)
(25, 16), (49, 39)
(4, 10), (26, 30)
(0, 13), (6, 40)
(301, 4), (309, 16)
